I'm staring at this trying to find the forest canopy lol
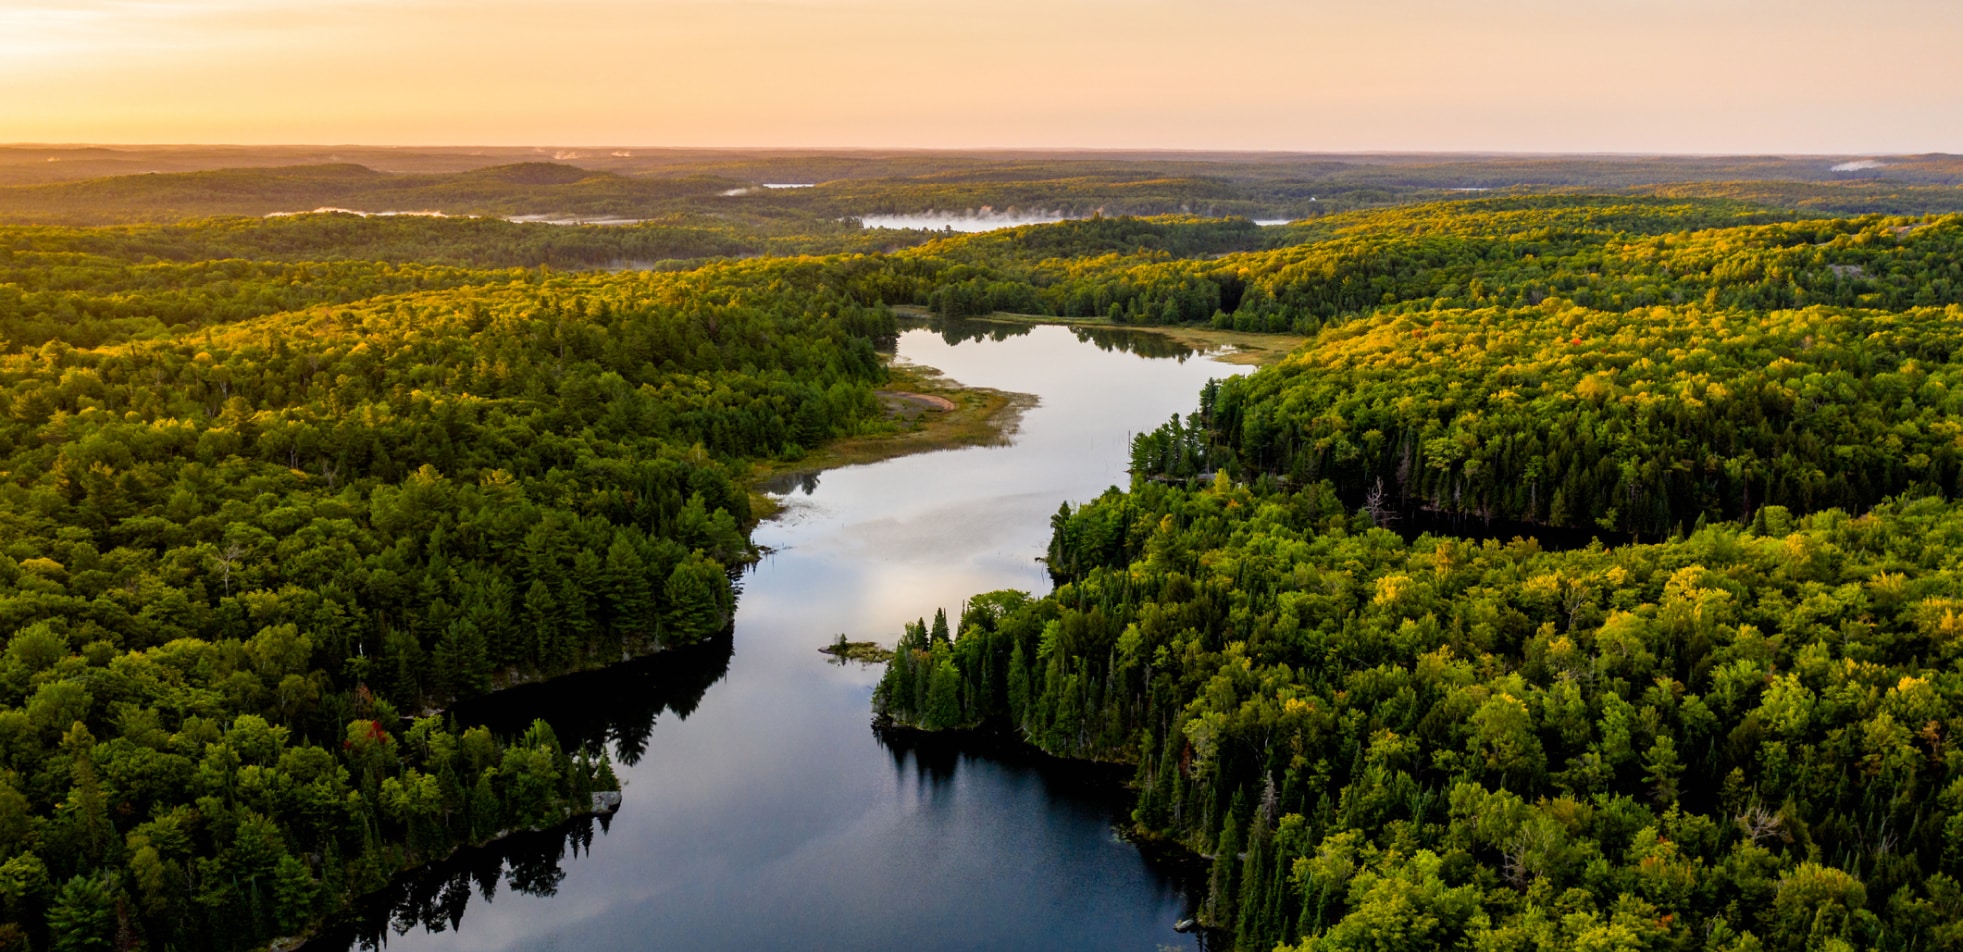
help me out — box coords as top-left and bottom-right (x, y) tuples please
(872, 197), (1963, 952)
(0, 224), (902, 950)
(7, 172), (1963, 951)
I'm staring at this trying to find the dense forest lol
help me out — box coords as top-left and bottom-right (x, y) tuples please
(876, 198), (1963, 950)
(0, 218), (904, 950)
(1116, 207), (1963, 534)
(9, 159), (1963, 951)
(880, 485), (1963, 951)
(903, 198), (1963, 334)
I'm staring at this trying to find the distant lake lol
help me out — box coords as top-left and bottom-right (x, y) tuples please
(505, 213), (651, 226)
(305, 318), (1250, 952)
(859, 210), (1077, 231)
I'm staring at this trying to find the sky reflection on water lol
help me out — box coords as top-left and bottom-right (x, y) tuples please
(316, 321), (1250, 952)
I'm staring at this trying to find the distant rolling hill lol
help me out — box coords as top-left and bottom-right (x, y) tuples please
(3, 151), (1963, 226)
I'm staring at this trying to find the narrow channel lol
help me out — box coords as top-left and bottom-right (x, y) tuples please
(310, 319), (1252, 951)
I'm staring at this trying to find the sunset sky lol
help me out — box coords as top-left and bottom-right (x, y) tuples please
(3, 0), (1958, 152)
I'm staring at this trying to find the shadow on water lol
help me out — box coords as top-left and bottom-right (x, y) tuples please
(449, 631), (735, 764)
(306, 819), (606, 952)
(299, 636), (734, 949)
(305, 656), (1206, 952)
(305, 322), (1246, 952)
(904, 314), (1205, 362)
(917, 315), (1036, 346)
(876, 727), (1211, 915)
(1069, 325), (1202, 361)
(756, 469), (822, 497)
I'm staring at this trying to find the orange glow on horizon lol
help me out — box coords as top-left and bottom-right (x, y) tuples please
(2, 0), (1959, 153)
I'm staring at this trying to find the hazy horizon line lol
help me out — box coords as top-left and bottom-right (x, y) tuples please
(5, 143), (1958, 162)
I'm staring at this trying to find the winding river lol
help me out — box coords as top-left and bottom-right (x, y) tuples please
(309, 319), (1251, 951)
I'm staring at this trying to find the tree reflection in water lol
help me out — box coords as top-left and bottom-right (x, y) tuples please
(922, 315), (1204, 362)
(875, 726), (1209, 908)
(301, 633), (733, 949)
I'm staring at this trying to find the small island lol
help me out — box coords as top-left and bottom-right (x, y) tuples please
(820, 634), (894, 664)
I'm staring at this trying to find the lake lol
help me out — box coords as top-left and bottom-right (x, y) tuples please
(306, 319), (1251, 951)
(859, 210), (1076, 231)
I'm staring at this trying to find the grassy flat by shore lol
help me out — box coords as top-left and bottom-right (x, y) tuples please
(745, 358), (1035, 522)
(745, 308), (1301, 520)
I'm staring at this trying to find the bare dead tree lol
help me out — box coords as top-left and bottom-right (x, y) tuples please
(1500, 846), (1528, 889)
(211, 541), (247, 596)
(1364, 477), (1397, 528)
(1502, 822), (1556, 889)
(1736, 802), (1784, 846)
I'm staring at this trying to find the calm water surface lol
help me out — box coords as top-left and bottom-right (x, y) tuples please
(316, 320), (1248, 951)
(859, 211), (1079, 231)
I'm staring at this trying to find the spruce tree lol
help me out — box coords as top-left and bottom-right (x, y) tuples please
(602, 533), (655, 645)
(46, 872), (117, 952)
(925, 653), (963, 730)
(523, 580), (559, 670)
(1007, 641), (1031, 729)
(662, 552), (728, 644)
(1206, 805), (1243, 930)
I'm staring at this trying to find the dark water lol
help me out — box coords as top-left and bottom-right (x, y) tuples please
(311, 321), (1249, 951)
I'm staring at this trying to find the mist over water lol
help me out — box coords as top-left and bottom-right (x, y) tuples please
(504, 214), (652, 226)
(265, 207), (450, 218)
(859, 209), (1077, 231)
(309, 319), (1250, 952)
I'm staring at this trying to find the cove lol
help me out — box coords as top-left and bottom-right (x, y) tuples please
(304, 318), (1251, 951)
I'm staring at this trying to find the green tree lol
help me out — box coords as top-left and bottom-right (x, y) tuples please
(662, 551), (728, 644)
(46, 872), (117, 952)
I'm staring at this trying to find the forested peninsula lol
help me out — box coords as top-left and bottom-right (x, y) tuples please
(877, 201), (1963, 951)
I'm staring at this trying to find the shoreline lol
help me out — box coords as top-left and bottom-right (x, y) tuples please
(889, 304), (1306, 366)
(872, 719), (1212, 919)
(746, 355), (1037, 523)
(279, 799), (623, 952)
(280, 317), (1207, 950)
(279, 353), (1029, 950)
